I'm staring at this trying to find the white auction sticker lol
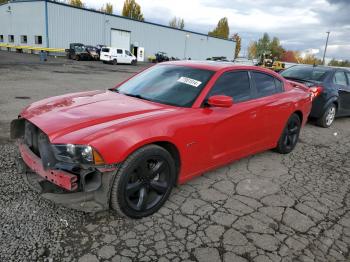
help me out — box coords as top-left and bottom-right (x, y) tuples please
(177, 77), (202, 87)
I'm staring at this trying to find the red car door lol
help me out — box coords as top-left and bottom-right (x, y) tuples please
(203, 71), (266, 164)
(250, 71), (292, 146)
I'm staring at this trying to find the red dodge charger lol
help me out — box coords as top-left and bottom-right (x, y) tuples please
(11, 61), (312, 218)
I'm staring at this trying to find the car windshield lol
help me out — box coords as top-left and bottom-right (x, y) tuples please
(281, 66), (330, 81)
(116, 65), (215, 107)
(74, 46), (85, 52)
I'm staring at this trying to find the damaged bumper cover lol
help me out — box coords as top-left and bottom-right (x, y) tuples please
(13, 119), (119, 212)
(17, 145), (119, 212)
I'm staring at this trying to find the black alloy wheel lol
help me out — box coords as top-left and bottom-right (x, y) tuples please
(275, 113), (301, 154)
(110, 145), (175, 218)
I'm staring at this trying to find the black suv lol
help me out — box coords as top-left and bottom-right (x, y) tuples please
(281, 65), (350, 127)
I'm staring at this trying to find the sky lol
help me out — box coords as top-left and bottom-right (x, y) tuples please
(83, 0), (350, 60)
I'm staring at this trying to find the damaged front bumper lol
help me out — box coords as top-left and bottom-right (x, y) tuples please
(12, 118), (119, 212)
(16, 144), (118, 212)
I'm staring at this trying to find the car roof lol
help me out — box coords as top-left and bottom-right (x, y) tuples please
(161, 60), (276, 74)
(288, 64), (335, 71)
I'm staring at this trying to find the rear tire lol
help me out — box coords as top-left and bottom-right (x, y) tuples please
(110, 145), (175, 218)
(112, 59), (118, 65)
(316, 103), (336, 128)
(275, 113), (301, 154)
(76, 55), (80, 61)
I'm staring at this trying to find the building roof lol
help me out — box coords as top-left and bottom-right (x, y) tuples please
(6, 0), (235, 43)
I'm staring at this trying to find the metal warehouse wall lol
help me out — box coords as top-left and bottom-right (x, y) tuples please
(0, 1), (47, 47)
(47, 1), (235, 60)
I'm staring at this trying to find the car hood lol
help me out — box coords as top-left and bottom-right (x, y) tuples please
(21, 90), (176, 141)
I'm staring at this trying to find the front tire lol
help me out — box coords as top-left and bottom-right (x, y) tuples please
(110, 145), (175, 218)
(317, 103), (336, 128)
(275, 113), (301, 154)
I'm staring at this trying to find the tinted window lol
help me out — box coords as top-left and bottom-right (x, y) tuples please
(126, 50), (132, 56)
(346, 72), (350, 85)
(275, 78), (283, 92)
(117, 65), (214, 107)
(281, 66), (330, 81)
(0, 35), (4, 42)
(252, 72), (278, 97)
(8, 35), (14, 43)
(117, 49), (123, 54)
(101, 48), (110, 52)
(208, 71), (251, 102)
(334, 71), (348, 86)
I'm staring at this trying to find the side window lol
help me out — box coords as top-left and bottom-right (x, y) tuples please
(252, 72), (279, 97)
(207, 71), (251, 103)
(334, 71), (348, 86)
(0, 35), (4, 42)
(117, 49), (123, 54)
(275, 78), (284, 92)
(346, 72), (350, 86)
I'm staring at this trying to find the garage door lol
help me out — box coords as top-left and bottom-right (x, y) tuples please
(111, 29), (131, 50)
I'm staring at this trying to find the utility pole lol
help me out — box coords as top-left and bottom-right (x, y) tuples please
(322, 31), (330, 65)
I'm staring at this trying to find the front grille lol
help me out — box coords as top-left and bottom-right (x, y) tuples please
(23, 120), (57, 169)
(24, 120), (41, 157)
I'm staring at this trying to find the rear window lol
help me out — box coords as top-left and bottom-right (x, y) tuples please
(102, 48), (110, 52)
(281, 66), (330, 81)
(252, 72), (280, 97)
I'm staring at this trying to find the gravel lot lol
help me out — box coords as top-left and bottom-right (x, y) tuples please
(1, 51), (350, 262)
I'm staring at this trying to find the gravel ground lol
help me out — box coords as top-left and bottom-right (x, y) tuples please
(0, 51), (350, 262)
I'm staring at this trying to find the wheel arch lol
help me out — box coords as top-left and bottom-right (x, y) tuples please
(293, 110), (303, 123)
(116, 138), (182, 184)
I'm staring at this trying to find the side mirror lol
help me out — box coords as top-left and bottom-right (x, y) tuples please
(207, 95), (233, 108)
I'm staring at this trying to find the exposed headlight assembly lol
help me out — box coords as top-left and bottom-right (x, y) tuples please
(51, 144), (105, 165)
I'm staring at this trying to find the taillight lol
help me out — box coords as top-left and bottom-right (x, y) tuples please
(309, 86), (323, 100)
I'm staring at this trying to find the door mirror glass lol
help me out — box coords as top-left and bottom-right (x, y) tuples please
(208, 95), (233, 108)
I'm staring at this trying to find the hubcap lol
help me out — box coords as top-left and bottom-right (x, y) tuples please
(283, 119), (300, 148)
(326, 106), (336, 126)
(125, 157), (170, 212)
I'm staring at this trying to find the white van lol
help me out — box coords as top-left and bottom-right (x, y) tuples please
(100, 47), (137, 65)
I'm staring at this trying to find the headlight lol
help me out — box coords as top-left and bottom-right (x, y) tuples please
(51, 144), (105, 165)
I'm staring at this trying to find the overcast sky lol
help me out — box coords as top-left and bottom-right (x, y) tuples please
(84, 0), (350, 60)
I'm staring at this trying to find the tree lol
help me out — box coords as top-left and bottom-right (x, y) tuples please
(208, 17), (229, 39)
(232, 33), (241, 59)
(122, 0), (144, 21)
(270, 37), (285, 60)
(281, 50), (299, 63)
(68, 0), (84, 8)
(328, 58), (350, 67)
(301, 54), (322, 65)
(255, 33), (272, 59)
(169, 17), (185, 29)
(101, 3), (113, 14)
(248, 41), (257, 59)
(0, 0), (8, 4)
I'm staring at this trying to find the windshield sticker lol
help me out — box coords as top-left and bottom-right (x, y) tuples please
(177, 77), (202, 87)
